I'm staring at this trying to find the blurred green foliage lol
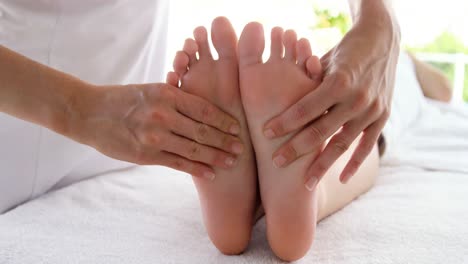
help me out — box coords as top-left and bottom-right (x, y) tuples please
(313, 7), (350, 35)
(314, 8), (468, 102)
(407, 31), (468, 102)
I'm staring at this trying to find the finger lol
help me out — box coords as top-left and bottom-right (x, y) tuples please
(156, 151), (216, 180)
(263, 76), (341, 139)
(166, 72), (179, 87)
(162, 133), (238, 170)
(271, 104), (352, 168)
(303, 115), (375, 190)
(170, 112), (244, 155)
(175, 89), (240, 135)
(339, 115), (388, 183)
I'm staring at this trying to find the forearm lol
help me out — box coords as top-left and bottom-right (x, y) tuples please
(0, 45), (94, 136)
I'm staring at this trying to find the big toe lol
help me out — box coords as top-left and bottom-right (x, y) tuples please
(211, 17), (238, 60)
(238, 22), (265, 67)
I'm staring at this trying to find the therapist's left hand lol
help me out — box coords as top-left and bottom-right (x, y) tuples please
(262, 11), (400, 190)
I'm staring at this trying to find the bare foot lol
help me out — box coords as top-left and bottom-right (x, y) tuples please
(238, 23), (324, 261)
(168, 17), (257, 255)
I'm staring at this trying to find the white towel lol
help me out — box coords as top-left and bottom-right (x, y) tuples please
(0, 165), (467, 264)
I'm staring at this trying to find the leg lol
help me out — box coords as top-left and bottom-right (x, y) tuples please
(168, 17), (257, 255)
(316, 136), (379, 222)
(238, 23), (378, 261)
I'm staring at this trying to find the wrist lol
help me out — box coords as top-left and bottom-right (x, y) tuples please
(350, 2), (400, 53)
(59, 81), (101, 145)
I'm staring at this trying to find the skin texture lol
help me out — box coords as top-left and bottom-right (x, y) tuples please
(167, 17), (257, 255)
(0, 44), (244, 179)
(170, 17), (380, 262)
(262, 0), (401, 190)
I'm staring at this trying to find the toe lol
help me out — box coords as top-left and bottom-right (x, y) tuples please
(173, 51), (189, 77)
(269, 27), (284, 61)
(194, 26), (213, 59)
(296, 38), (312, 71)
(166, 71), (180, 87)
(306, 56), (323, 81)
(183, 38), (198, 66)
(283, 30), (298, 62)
(238, 22), (265, 67)
(211, 16), (238, 60)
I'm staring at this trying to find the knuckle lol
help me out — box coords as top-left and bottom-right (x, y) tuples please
(172, 158), (186, 171)
(201, 103), (216, 123)
(283, 143), (298, 159)
(382, 106), (391, 120)
(142, 132), (161, 146)
(195, 123), (209, 143)
(305, 126), (325, 145)
(221, 134), (231, 149)
(292, 102), (308, 122)
(349, 158), (363, 169)
(371, 100), (383, 114)
(331, 71), (352, 94)
(150, 109), (169, 125)
(334, 71), (352, 88)
(187, 141), (201, 160)
(332, 138), (350, 154)
(362, 140), (376, 152)
(352, 90), (371, 111)
(314, 161), (328, 176)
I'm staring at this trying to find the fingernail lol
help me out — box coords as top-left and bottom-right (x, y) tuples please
(273, 154), (287, 168)
(305, 177), (318, 191)
(203, 171), (216, 181)
(231, 142), (244, 154)
(230, 124), (240, 135)
(225, 157), (237, 167)
(264, 129), (276, 139)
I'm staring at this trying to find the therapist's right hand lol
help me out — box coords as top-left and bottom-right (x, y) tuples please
(70, 83), (243, 180)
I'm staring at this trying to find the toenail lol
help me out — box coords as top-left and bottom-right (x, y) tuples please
(225, 157), (237, 167)
(232, 142), (244, 155)
(229, 124), (240, 135)
(305, 177), (318, 191)
(273, 154), (287, 168)
(264, 129), (276, 139)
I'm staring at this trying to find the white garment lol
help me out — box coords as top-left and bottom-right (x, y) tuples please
(0, 0), (169, 213)
(381, 52), (468, 172)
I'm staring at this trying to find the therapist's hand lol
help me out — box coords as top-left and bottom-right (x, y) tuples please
(262, 0), (400, 189)
(70, 83), (243, 180)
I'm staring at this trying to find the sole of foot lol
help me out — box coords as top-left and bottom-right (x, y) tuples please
(238, 22), (323, 261)
(169, 17), (257, 255)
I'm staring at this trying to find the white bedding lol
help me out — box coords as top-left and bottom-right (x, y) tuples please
(1, 53), (468, 263)
(0, 164), (467, 264)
